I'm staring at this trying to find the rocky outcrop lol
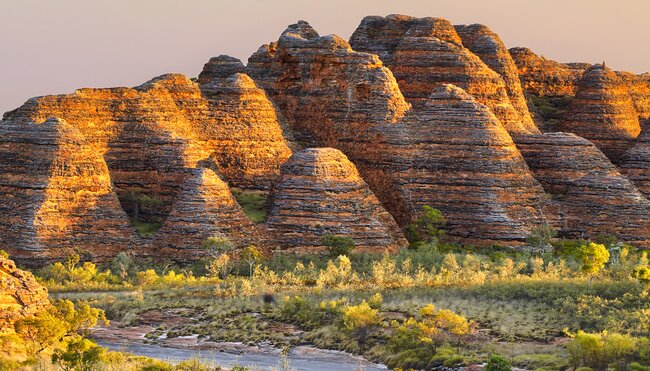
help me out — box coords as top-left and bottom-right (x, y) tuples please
(371, 85), (547, 245)
(619, 128), (650, 198)
(518, 133), (650, 246)
(349, 14), (538, 136)
(509, 47), (587, 97)
(198, 55), (246, 84)
(0, 257), (49, 334)
(560, 64), (641, 162)
(454, 24), (537, 133)
(266, 148), (407, 252)
(0, 118), (139, 264)
(617, 72), (650, 123)
(247, 20), (410, 149)
(246, 21), (547, 246)
(153, 168), (259, 258)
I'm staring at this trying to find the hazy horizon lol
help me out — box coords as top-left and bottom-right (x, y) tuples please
(1, 0), (648, 115)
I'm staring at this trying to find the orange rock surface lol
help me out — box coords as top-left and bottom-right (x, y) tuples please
(560, 64), (641, 162)
(0, 257), (49, 334)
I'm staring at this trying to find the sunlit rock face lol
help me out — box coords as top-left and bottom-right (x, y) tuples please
(559, 64), (641, 162)
(0, 257), (49, 334)
(517, 133), (650, 247)
(0, 118), (139, 264)
(3, 74), (291, 222)
(454, 23), (537, 133)
(349, 14), (538, 136)
(509, 47), (588, 97)
(619, 127), (650, 199)
(266, 148), (407, 253)
(616, 72), (650, 124)
(153, 168), (259, 259)
(246, 20), (411, 149)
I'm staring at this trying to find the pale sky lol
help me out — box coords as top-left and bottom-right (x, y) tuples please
(1, 0), (648, 114)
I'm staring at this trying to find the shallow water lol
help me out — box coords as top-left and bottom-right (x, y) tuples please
(96, 340), (387, 371)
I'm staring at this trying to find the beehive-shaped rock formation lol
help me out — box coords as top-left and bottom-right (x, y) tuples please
(0, 118), (138, 264)
(247, 20), (410, 149)
(153, 168), (258, 258)
(0, 257), (49, 334)
(619, 127), (650, 198)
(560, 64), (641, 161)
(454, 24), (536, 132)
(373, 85), (547, 244)
(517, 133), (650, 246)
(509, 47), (588, 97)
(3, 73), (291, 229)
(349, 14), (537, 135)
(266, 148), (407, 252)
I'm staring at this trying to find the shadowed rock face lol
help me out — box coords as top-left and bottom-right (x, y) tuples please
(517, 133), (650, 246)
(349, 14), (537, 136)
(620, 127), (650, 198)
(509, 47), (588, 97)
(0, 257), (49, 334)
(153, 168), (259, 259)
(371, 85), (546, 245)
(454, 24), (537, 133)
(0, 118), (139, 264)
(266, 148), (407, 252)
(560, 64), (641, 162)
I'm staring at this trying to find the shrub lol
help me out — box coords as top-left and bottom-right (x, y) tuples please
(576, 243), (610, 276)
(322, 235), (356, 257)
(485, 354), (512, 371)
(342, 300), (380, 344)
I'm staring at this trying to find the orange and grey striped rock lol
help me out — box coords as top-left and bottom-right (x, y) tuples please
(0, 257), (49, 334)
(372, 85), (547, 245)
(509, 47), (588, 97)
(560, 64), (641, 162)
(616, 72), (650, 123)
(246, 21), (547, 246)
(454, 24), (537, 133)
(153, 168), (259, 258)
(518, 133), (650, 246)
(0, 118), (139, 264)
(266, 148), (407, 252)
(349, 14), (537, 135)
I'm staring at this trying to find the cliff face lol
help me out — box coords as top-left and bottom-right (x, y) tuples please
(0, 257), (49, 334)
(560, 64), (641, 162)
(266, 148), (407, 252)
(153, 168), (259, 258)
(518, 133), (650, 246)
(349, 14), (538, 136)
(616, 72), (650, 123)
(509, 47), (587, 97)
(454, 24), (536, 133)
(371, 85), (546, 245)
(247, 20), (410, 149)
(0, 118), (139, 264)
(246, 21), (546, 245)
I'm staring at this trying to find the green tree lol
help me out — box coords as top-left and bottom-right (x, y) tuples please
(111, 251), (131, 280)
(322, 235), (356, 257)
(526, 224), (557, 252)
(406, 206), (446, 245)
(484, 354), (512, 371)
(51, 337), (104, 371)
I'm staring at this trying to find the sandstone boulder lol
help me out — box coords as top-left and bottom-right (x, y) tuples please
(0, 257), (49, 334)
(266, 148), (407, 252)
